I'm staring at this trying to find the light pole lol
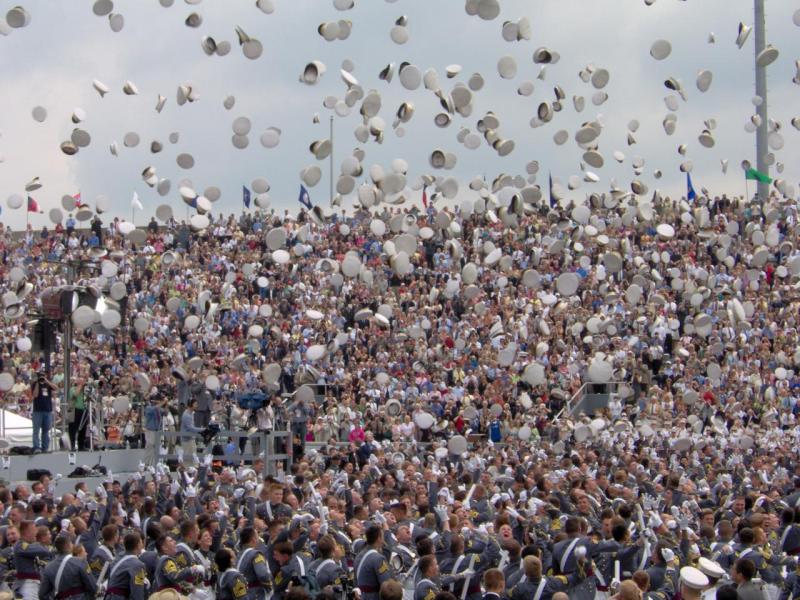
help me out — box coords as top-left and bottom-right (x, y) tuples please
(44, 260), (98, 451)
(753, 0), (770, 202)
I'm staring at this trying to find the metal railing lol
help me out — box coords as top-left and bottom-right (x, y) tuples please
(154, 429), (292, 478)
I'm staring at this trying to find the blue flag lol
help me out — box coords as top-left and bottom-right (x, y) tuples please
(298, 184), (312, 210)
(687, 172), (697, 202)
(242, 186), (251, 209)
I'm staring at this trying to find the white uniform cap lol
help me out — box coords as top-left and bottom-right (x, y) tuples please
(680, 566), (709, 590)
(697, 558), (725, 580)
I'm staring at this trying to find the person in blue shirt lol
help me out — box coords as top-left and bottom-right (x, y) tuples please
(489, 417), (502, 443)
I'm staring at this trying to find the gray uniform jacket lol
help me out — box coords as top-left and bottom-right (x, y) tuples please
(105, 553), (148, 600)
(237, 545), (272, 600)
(217, 568), (249, 600)
(39, 554), (97, 600)
(354, 547), (394, 600)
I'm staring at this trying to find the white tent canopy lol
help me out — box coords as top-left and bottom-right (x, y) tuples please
(0, 410), (33, 447)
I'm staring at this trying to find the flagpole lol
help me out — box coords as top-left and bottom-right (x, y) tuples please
(329, 116), (334, 207)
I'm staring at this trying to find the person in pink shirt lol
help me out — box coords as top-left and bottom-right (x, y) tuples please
(348, 420), (365, 444)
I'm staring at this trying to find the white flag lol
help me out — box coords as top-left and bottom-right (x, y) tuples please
(131, 191), (143, 211)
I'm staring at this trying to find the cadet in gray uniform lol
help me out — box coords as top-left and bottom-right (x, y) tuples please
(39, 535), (96, 600)
(153, 534), (200, 593)
(415, 555), (442, 600)
(508, 556), (589, 600)
(309, 535), (347, 589)
(13, 521), (52, 600)
(237, 527), (272, 600)
(270, 540), (309, 600)
(104, 533), (149, 600)
(0, 525), (18, 590)
(89, 524), (118, 579)
(414, 554), (468, 600)
(355, 526), (394, 600)
(175, 521), (200, 571)
(215, 548), (249, 600)
(389, 524), (417, 574)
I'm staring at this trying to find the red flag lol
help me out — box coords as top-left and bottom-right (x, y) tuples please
(421, 186), (428, 208)
(27, 196), (41, 213)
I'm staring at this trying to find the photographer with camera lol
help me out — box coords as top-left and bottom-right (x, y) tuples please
(30, 371), (57, 454)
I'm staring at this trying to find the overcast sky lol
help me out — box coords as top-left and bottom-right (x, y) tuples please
(0, 0), (798, 229)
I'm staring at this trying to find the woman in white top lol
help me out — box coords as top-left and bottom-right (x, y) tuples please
(399, 415), (415, 439)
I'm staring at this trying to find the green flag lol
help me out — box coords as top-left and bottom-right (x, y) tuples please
(745, 167), (772, 184)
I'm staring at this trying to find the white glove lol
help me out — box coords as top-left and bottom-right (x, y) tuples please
(434, 506), (448, 522)
(245, 481), (256, 492)
(86, 500), (98, 512)
(574, 546), (587, 560)
(54, 473), (62, 481)
(648, 513), (663, 528)
(170, 481), (180, 496)
(661, 548), (675, 563)
(143, 578), (150, 589)
(159, 444), (167, 456)
(61, 519), (71, 531)
(192, 565), (205, 576)
(204, 454), (213, 466)
(131, 511), (141, 528)
(186, 485), (197, 498)
(138, 462), (146, 473)
(176, 447), (184, 463)
(98, 582), (107, 595)
(234, 488), (245, 500)
(106, 470), (114, 484)
(95, 486), (107, 500)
